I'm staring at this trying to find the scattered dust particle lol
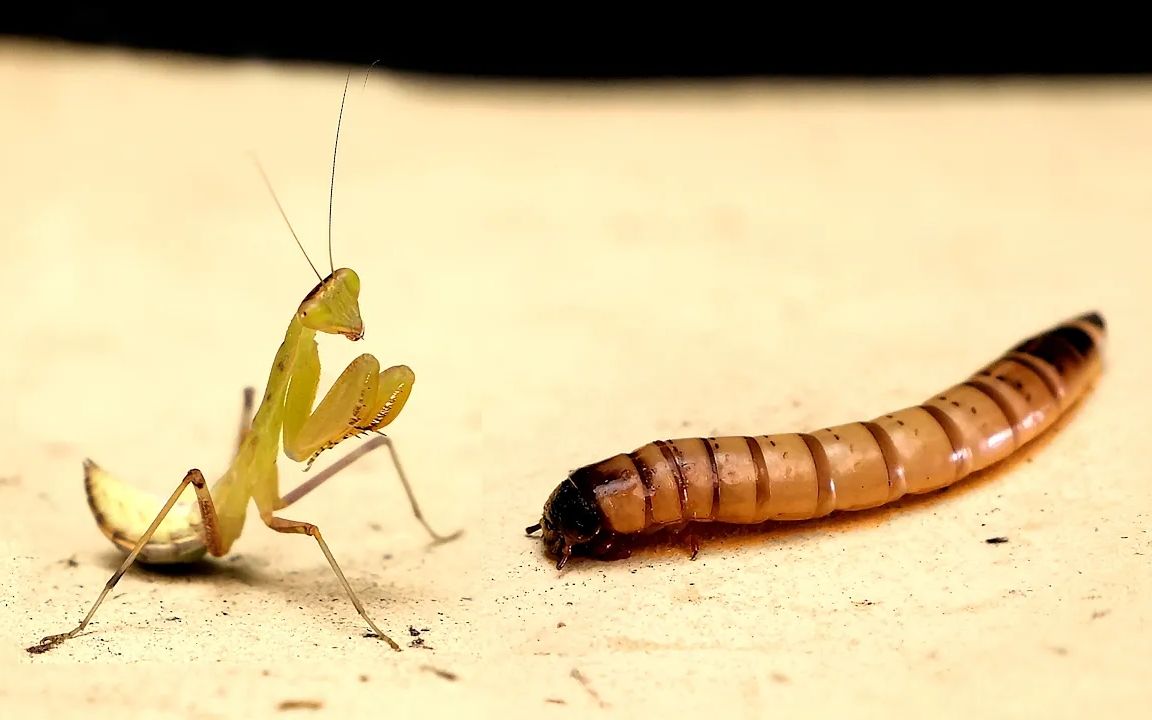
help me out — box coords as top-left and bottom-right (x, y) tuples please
(680, 420), (690, 427)
(167, 616), (181, 622)
(985, 536), (1009, 544)
(63, 555), (79, 568)
(791, 399), (802, 408)
(460, 597), (473, 601)
(409, 626), (421, 637)
(0, 475), (20, 486)
(1051, 646), (1069, 656)
(570, 668), (608, 708)
(1091, 610), (1111, 620)
(409, 637), (433, 650)
(545, 698), (566, 705)
(368, 522), (383, 532)
(852, 599), (876, 606)
(358, 674), (368, 683)
(262, 669), (271, 677)
(277, 700), (322, 711)
(421, 665), (458, 682)
(771, 672), (789, 683)
(557, 621), (567, 628)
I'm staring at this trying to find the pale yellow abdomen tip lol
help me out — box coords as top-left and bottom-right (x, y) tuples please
(83, 459), (209, 564)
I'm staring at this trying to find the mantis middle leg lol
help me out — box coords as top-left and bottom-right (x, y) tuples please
(279, 434), (462, 543)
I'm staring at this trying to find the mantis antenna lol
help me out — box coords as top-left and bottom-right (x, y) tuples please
(327, 60), (384, 275)
(327, 73), (351, 276)
(251, 154), (323, 282)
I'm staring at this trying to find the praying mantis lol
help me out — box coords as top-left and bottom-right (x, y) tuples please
(27, 71), (458, 655)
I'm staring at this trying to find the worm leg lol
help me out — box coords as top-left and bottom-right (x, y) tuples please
(278, 434), (461, 545)
(28, 469), (223, 655)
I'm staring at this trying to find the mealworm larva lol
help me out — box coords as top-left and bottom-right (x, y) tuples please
(526, 311), (1106, 569)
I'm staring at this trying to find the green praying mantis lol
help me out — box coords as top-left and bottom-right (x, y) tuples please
(27, 72), (459, 655)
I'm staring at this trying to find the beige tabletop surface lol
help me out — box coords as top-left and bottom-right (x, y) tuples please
(1, 39), (1149, 718)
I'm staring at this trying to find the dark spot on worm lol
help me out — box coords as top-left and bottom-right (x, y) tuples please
(938, 396), (947, 401)
(277, 360), (286, 371)
(985, 536), (1009, 544)
(885, 414), (894, 419)
(1025, 393), (1033, 401)
(970, 406), (977, 414)
(769, 439), (777, 447)
(783, 451), (789, 459)
(833, 433), (841, 441)
(897, 420), (906, 427)
(1014, 380), (1024, 389)
(950, 400), (961, 408)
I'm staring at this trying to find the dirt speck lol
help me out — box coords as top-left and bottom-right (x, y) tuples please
(771, 672), (790, 683)
(277, 699), (322, 711)
(571, 668), (608, 708)
(421, 665), (458, 682)
(985, 536), (1009, 544)
(1091, 610), (1111, 620)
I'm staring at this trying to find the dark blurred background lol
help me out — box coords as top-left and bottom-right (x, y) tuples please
(2, 8), (1148, 78)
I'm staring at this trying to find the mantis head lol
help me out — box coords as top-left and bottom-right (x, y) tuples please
(298, 267), (363, 340)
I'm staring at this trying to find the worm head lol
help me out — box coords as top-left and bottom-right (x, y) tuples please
(298, 267), (364, 340)
(83, 459), (208, 564)
(526, 477), (603, 570)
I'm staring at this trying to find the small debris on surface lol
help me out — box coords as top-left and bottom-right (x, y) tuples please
(771, 672), (790, 684)
(985, 536), (1010, 544)
(421, 665), (458, 682)
(277, 699), (323, 711)
(545, 698), (566, 705)
(61, 555), (79, 568)
(358, 674), (369, 683)
(409, 626), (421, 637)
(570, 668), (607, 708)
(557, 621), (567, 628)
(1091, 610), (1111, 620)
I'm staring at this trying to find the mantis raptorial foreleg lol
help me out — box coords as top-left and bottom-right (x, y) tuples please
(27, 468), (223, 654)
(279, 434), (462, 543)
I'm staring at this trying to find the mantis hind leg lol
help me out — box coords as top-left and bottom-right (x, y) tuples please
(261, 513), (402, 651)
(27, 469), (224, 655)
(279, 434), (462, 544)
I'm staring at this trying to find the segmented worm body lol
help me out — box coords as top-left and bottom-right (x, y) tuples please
(527, 312), (1105, 569)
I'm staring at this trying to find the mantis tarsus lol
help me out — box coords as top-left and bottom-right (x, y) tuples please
(27, 71), (458, 655)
